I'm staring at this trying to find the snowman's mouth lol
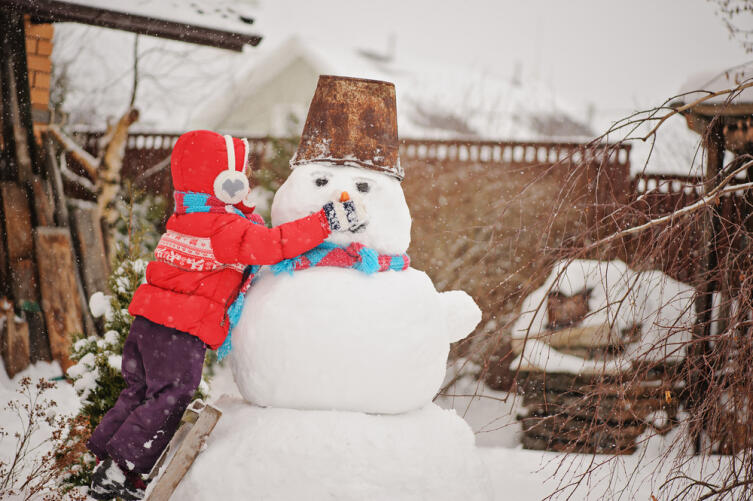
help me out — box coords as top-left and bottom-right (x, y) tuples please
(349, 222), (368, 233)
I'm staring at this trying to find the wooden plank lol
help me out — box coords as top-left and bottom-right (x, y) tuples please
(1, 181), (34, 260)
(0, 206), (9, 298)
(34, 227), (84, 371)
(147, 400), (206, 482)
(70, 202), (109, 297)
(145, 404), (221, 501)
(510, 323), (615, 355)
(1, 307), (30, 378)
(30, 175), (55, 226)
(43, 133), (69, 227)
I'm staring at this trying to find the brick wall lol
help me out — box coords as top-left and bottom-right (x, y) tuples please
(24, 18), (53, 126)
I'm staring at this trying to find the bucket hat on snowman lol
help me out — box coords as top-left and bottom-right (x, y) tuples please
(290, 75), (404, 181)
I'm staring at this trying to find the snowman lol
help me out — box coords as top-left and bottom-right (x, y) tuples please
(173, 76), (492, 500)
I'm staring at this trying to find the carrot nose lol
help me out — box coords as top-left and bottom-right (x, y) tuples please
(340, 191), (350, 202)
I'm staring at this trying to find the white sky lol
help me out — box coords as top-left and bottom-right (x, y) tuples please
(254, 0), (749, 123)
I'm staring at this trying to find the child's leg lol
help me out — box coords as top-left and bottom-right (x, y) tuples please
(87, 316), (149, 461)
(103, 318), (206, 474)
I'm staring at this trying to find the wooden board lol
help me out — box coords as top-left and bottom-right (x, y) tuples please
(1, 181), (34, 260)
(70, 202), (109, 297)
(34, 227), (84, 371)
(30, 176), (55, 227)
(1, 309), (30, 377)
(510, 323), (614, 355)
(145, 404), (221, 501)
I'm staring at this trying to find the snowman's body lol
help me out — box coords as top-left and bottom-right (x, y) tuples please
(230, 163), (482, 414)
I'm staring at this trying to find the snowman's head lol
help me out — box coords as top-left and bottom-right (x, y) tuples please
(271, 163), (411, 254)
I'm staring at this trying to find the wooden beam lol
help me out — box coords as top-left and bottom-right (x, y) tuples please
(689, 118), (726, 454)
(2, 0), (261, 52)
(70, 201), (109, 297)
(34, 227), (84, 371)
(0, 11), (39, 184)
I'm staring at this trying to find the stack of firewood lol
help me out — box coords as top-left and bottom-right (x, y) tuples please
(511, 290), (681, 454)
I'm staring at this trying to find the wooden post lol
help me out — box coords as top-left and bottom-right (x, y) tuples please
(0, 11), (39, 184)
(34, 227), (85, 371)
(689, 118), (725, 453)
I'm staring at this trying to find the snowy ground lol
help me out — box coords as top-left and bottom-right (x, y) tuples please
(0, 360), (727, 500)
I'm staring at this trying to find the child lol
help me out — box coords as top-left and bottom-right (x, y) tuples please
(87, 130), (365, 500)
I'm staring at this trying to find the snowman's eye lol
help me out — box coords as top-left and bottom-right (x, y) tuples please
(356, 182), (370, 193)
(315, 178), (328, 187)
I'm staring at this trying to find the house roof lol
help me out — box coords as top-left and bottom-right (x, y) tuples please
(673, 63), (753, 116)
(191, 36), (593, 141)
(4, 0), (261, 51)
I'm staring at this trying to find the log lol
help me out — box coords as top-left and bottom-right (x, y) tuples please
(520, 432), (637, 455)
(34, 227), (84, 371)
(1, 307), (30, 377)
(145, 403), (221, 501)
(70, 201), (109, 297)
(520, 416), (646, 443)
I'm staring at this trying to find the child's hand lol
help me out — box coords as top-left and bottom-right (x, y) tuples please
(322, 192), (368, 233)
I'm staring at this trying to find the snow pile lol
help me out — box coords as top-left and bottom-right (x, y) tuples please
(173, 397), (493, 501)
(511, 260), (696, 374)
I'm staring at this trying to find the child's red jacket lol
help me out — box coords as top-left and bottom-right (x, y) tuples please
(128, 130), (331, 349)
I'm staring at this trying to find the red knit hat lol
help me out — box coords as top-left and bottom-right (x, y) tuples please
(171, 130), (251, 204)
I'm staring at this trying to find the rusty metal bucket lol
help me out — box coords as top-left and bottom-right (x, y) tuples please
(291, 75), (404, 180)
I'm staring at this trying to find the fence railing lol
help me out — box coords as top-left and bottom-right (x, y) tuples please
(71, 130), (632, 173)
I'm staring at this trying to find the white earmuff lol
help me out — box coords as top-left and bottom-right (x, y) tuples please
(213, 135), (250, 204)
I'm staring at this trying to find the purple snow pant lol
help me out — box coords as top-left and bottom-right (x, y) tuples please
(87, 315), (206, 474)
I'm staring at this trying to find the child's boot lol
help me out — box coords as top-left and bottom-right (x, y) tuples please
(89, 458), (147, 500)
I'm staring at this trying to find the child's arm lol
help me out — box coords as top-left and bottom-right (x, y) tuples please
(211, 196), (367, 265)
(211, 210), (330, 266)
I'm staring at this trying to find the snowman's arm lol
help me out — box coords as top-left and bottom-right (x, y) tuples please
(212, 212), (331, 265)
(439, 290), (482, 343)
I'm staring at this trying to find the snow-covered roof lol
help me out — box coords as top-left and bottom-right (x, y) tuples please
(12, 0), (261, 51)
(192, 36), (593, 141)
(677, 63), (753, 106)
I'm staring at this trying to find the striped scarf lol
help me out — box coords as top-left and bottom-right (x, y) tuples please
(271, 241), (410, 275)
(172, 190), (263, 360)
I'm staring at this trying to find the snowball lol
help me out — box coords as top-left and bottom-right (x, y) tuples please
(173, 398), (493, 501)
(88, 292), (113, 320)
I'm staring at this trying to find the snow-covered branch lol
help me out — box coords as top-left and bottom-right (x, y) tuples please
(48, 124), (100, 180)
